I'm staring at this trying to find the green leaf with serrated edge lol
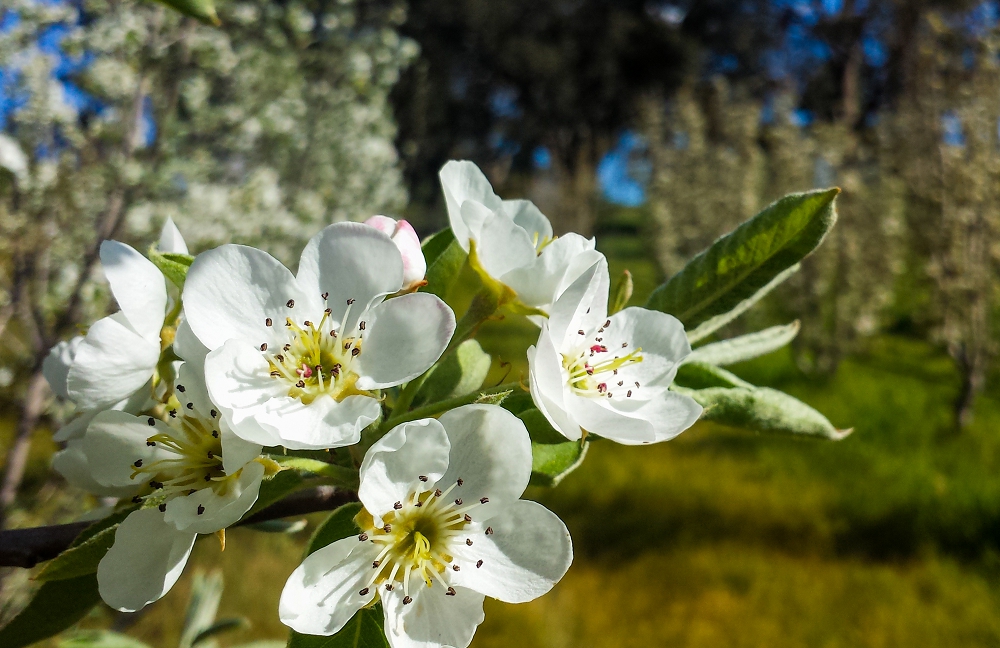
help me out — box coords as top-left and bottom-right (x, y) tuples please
(419, 228), (467, 301)
(153, 0), (219, 25)
(530, 441), (587, 487)
(59, 630), (152, 648)
(648, 189), (838, 329)
(686, 321), (800, 366)
(686, 265), (799, 344)
(288, 503), (390, 648)
(609, 269), (633, 315)
(37, 506), (139, 582)
(675, 385), (851, 440)
(411, 340), (491, 408)
(149, 247), (195, 290)
(305, 502), (364, 557)
(244, 469), (306, 518)
(286, 606), (389, 648)
(0, 574), (102, 648)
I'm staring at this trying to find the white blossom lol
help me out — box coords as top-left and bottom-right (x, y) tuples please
(438, 160), (603, 316)
(182, 222), (455, 450)
(364, 215), (426, 291)
(528, 258), (703, 444)
(279, 405), (572, 648)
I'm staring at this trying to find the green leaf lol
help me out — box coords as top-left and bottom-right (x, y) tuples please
(59, 630), (152, 648)
(419, 228), (467, 301)
(411, 340), (491, 408)
(647, 188), (838, 329)
(269, 457), (359, 488)
(676, 385), (851, 440)
(500, 392), (535, 416)
(0, 574), (102, 648)
(609, 269), (633, 315)
(517, 408), (567, 445)
(243, 519), (308, 534)
(305, 502), (364, 557)
(286, 606), (389, 648)
(686, 321), (800, 366)
(152, 0), (220, 25)
(685, 265), (799, 344)
(516, 407), (588, 486)
(148, 248), (195, 290)
(674, 362), (754, 390)
(36, 506), (138, 582)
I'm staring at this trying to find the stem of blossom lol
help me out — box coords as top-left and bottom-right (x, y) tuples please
(268, 457), (359, 490)
(379, 381), (523, 432)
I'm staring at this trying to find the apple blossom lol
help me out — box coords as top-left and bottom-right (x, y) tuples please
(182, 222), (456, 450)
(279, 404), (572, 648)
(528, 258), (703, 445)
(364, 215), (427, 291)
(438, 160), (603, 315)
(86, 363), (265, 612)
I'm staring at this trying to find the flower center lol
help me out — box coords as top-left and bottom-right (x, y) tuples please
(562, 319), (643, 399)
(263, 297), (372, 405)
(130, 408), (239, 514)
(352, 478), (492, 603)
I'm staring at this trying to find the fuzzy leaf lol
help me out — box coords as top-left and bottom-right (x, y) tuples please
(677, 385), (851, 440)
(686, 321), (800, 366)
(516, 407), (588, 486)
(36, 506), (138, 582)
(647, 189), (838, 329)
(148, 248), (195, 290)
(686, 265), (799, 343)
(609, 269), (633, 315)
(0, 574), (102, 648)
(674, 362), (754, 389)
(411, 340), (491, 408)
(419, 228), (467, 301)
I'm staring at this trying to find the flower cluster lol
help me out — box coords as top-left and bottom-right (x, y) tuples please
(44, 161), (702, 647)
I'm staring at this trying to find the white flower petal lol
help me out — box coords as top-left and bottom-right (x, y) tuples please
(546, 257), (609, 347)
(472, 208), (536, 280)
(67, 314), (160, 409)
(355, 293), (455, 390)
(174, 362), (215, 418)
(449, 500), (572, 604)
(83, 410), (175, 488)
(43, 337), (82, 399)
(296, 223), (403, 331)
(502, 235), (601, 312)
(527, 334), (581, 441)
(359, 418), (451, 520)
(501, 199), (552, 245)
(183, 244), (314, 351)
(365, 216), (427, 290)
(382, 584), (485, 648)
(99, 241), (167, 343)
(53, 440), (137, 497)
(97, 508), (196, 612)
(575, 392), (702, 445)
(602, 307), (691, 391)
(279, 537), (379, 636)
(173, 318), (209, 368)
(163, 460), (264, 534)
(437, 405), (532, 517)
(221, 424), (262, 475)
(158, 218), (189, 255)
(439, 160), (502, 249)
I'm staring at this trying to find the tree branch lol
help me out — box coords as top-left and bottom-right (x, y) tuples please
(0, 486), (359, 569)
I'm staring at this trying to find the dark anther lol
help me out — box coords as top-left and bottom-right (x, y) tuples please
(578, 330), (585, 335)
(347, 298), (355, 305)
(476, 560), (484, 568)
(197, 505), (205, 515)
(385, 584), (393, 591)
(283, 343), (291, 351)
(158, 503), (167, 512)
(344, 342), (352, 350)
(322, 292), (329, 300)
(134, 459), (143, 468)
(304, 320), (312, 328)
(622, 342), (628, 348)
(150, 480), (163, 489)
(207, 451), (214, 459)
(266, 318), (272, 326)
(212, 430), (219, 438)
(132, 496), (142, 503)
(359, 533), (369, 542)
(373, 561), (381, 569)
(446, 587), (456, 596)
(394, 501), (402, 510)
(383, 524), (392, 533)
(434, 489), (442, 497)
(276, 354), (285, 362)
(330, 330), (337, 338)
(211, 409), (218, 418)
(270, 371), (281, 377)
(147, 417), (156, 426)
(169, 410), (177, 418)
(453, 564), (461, 571)
(359, 587), (369, 595)
(296, 380), (306, 388)
(485, 527), (494, 535)
(618, 381), (623, 386)
(177, 384), (186, 392)
(480, 497), (489, 504)
(325, 308), (332, 315)
(627, 390), (633, 397)
(457, 478), (464, 486)
(604, 319), (611, 328)
(455, 498), (463, 505)
(402, 596), (413, 605)
(286, 299), (295, 308)
(146, 441), (156, 447)
(260, 343), (268, 351)
(186, 402), (194, 410)
(418, 475), (428, 482)
(466, 539), (473, 546)
(415, 501), (423, 507)
(351, 347), (361, 357)
(359, 321), (366, 330)
(464, 514), (472, 522)
(204, 474), (211, 481)
(635, 381), (640, 387)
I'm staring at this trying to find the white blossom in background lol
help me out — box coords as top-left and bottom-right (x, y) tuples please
(182, 223), (455, 450)
(528, 258), (703, 445)
(279, 405), (572, 648)
(439, 160), (604, 315)
(363, 215), (427, 291)
(85, 364), (265, 612)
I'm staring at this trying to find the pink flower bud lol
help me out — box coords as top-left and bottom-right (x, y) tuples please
(364, 215), (426, 291)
